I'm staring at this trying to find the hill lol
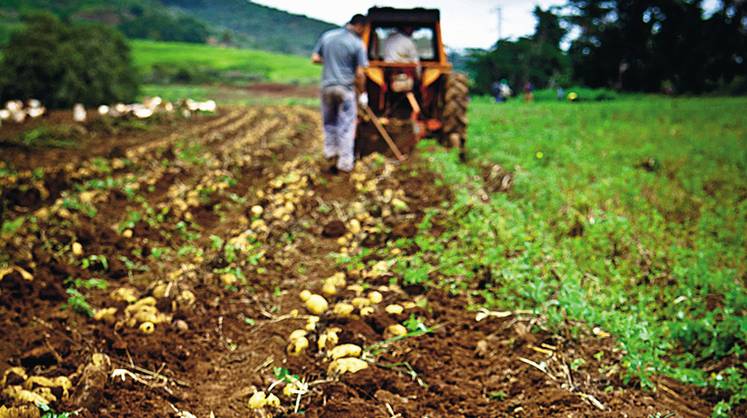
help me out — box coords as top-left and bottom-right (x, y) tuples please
(0, 0), (336, 55)
(161, 0), (336, 55)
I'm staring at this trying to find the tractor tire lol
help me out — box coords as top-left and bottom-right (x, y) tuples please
(441, 72), (469, 161)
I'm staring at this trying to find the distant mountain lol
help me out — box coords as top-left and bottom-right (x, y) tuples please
(0, 0), (337, 55)
(161, 0), (337, 55)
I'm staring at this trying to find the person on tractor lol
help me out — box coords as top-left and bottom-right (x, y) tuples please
(383, 26), (419, 63)
(311, 14), (369, 173)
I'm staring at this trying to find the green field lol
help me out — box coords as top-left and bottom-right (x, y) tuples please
(131, 40), (321, 84)
(379, 97), (747, 415)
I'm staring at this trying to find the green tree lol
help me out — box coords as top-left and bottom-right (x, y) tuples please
(0, 13), (138, 108)
(467, 7), (570, 94)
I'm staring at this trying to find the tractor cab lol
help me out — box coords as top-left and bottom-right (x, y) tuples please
(357, 7), (468, 160)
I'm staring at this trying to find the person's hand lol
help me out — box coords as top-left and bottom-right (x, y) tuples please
(358, 92), (369, 107)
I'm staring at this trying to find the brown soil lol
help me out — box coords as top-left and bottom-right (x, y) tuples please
(0, 104), (719, 418)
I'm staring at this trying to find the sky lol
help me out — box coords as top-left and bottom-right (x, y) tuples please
(252, 0), (567, 50)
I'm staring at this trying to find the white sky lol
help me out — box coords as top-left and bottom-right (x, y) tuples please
(252, 0), (567, 49)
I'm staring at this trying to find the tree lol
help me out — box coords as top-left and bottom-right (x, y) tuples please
(566, 0), (747, 93)
(467, 7), (570, 94)
(0, 13), (138, 108)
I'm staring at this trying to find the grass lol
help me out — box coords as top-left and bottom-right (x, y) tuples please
(131, 40), (320, 84)
(384, 96), (746, 416)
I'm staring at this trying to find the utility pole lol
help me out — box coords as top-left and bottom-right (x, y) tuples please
(495, 6), (503, 40)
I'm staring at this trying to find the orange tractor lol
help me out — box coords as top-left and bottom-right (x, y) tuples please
(356, 7), (469, 161)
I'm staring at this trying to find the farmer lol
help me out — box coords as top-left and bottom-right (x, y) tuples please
(383, 26), (419, 63)
(311, 14), (369, 173)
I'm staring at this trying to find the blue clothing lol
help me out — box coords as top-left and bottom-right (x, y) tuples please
(321, 85), (357, 172)
(313, 28), (369, 90)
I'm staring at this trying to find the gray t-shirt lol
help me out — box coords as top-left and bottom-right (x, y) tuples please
(313, 28), (369, 90)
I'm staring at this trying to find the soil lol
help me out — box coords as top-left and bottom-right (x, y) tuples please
(0, 103), (722, 417)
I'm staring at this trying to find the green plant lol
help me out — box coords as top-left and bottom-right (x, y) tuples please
(65, 288), (93, 317)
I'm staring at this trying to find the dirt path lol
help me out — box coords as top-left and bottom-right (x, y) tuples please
(0, 105), (715, 417)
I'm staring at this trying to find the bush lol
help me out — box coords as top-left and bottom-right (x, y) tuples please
(0, 13), (138, 108)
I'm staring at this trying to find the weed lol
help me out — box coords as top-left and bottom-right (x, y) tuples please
(65, 288), (93, 317)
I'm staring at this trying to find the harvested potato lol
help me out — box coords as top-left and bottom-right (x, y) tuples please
(287, 336), (309, 355)
(333, 303), (354, 317)
(385, 304), (404, 315)
(322, 281), (338, 296)
(93, 307), (117, 323)
(318, 327), (341, 351)
(327, 358), (368, 376)
(384, 324), (408, 338)
(139, 321), (155, 334)
(351, 297), (371, 309)
(403, 301), (417, 309)
(328, 344), (362, 360)
(359, 306), (375, 316)
(248, 391), (267, 409)
(305, 294), (328, 315)
(347, 284), (364, 295)
(72, 242), (83, 256)
(289, 329), (307, 341)
(299, 290), (312, 302)
(122, 229), (133, 239)
(251, 205), (264, 217)
(265, 393), (280, 408)
(305, 316), (319, 331)
(368, 291), (383, 304)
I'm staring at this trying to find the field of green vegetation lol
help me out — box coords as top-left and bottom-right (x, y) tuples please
(364, 96), (746, 415)
(131, 40), (320, 85)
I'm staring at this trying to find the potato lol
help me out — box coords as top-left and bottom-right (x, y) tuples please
(318, 327), (341, 351)
(351, 297), (371, 309)
(385, 304), (404, 315)
(248, 391), (267, 409)
(347, 284), (364, 295)
(251, 205), (264, 217)
(333, 303), (355, 317)
(305, 316), (319, 331)
(94, 307), (118, 323)
(289, 329), (307, 341)
(299, 289), (312, 302)
(322, 281), (338, 296)
(122, 229), (133, 238)
(305, 294), (328, 315)
(72, 242), (83, 256)
(328, 344), (362, 360)
(359, 306), (375, 316)
(265, 393), (280, 408)
(139, 321), (155, 334)
(384, 324), (408, 339)
(368, 291), (383, 304)
(348, 219), (361, 234)
(327, 358), (368, 376)
(287, 336), (309, 355)
(403, 301), (417, 309)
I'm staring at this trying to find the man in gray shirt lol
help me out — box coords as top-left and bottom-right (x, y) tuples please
(311, 14), (369, 173)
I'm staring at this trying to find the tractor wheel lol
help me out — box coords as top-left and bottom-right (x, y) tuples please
(441, 72), (469, 161)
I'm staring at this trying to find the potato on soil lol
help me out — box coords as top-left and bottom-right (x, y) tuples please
(287, 336), (309, 355)
(299, 289), (312, 302)
(384, 324), (408, 338)
(327, 344), (362, 360)
(385, 304), (404, 315)
(139, 321), (155, 334)
(351, 297), (371, 309)
(248, 391), (267, 409)
(368, 291), (383, 304)
(305, 294), (328, 315)
(327, 358), (368, 376)
(72, 242), (83, 256)
(333, 303), (355, 317)
(289, 329), (307, 341)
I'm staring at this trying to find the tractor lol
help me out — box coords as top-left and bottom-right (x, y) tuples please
(356, 7), (469, 161)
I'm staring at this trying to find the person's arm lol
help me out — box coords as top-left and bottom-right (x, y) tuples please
(311, 38), (323, 64)
(355, 42), (370, 94)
